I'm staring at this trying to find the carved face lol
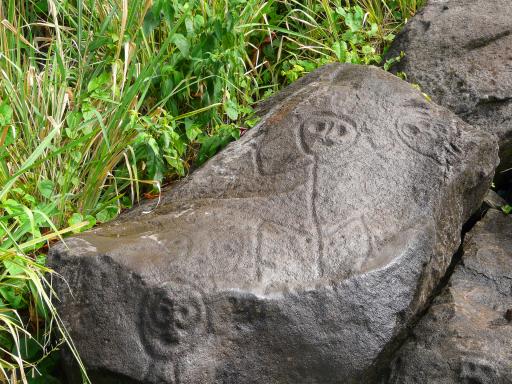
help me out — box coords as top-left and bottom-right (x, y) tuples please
(140, 282), (206, 359)
(300, 111), (358, 155)
(396, 113), (461, 166)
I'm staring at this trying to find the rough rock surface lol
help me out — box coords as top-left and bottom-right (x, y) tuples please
(386, 0), (512, 174)
(387, 209), (512, 384)
(50, 64), (498, 384)
(483, 189), (507, 211)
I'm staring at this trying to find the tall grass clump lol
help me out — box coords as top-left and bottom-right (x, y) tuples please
(0, 0), (423, 382)
(239, 0), (425, 96)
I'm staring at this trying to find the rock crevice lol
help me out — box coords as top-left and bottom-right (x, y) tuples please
(385, 209), (512, 383)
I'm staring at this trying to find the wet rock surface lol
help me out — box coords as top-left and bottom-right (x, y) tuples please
(49, 64), (498, 383)
(387, 209), (512, 384)
(386, 0), (512, 175)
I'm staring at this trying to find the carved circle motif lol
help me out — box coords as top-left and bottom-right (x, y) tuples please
(396, 117), (453, 164)
(140, 282), (206, 358)
(300, 111), (358, 154)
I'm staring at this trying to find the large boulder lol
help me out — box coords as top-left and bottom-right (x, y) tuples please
(386, 0), (512, 176)
(386, 209), (512, 383)
(50, 64), (498, 383)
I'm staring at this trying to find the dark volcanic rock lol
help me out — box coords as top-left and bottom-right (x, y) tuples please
(386, 0), (512, 175)
(387, 209), (512, 384)
(50, 64), (498, 384)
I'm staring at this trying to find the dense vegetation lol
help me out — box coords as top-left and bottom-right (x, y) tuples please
(0, 0), (423, 382)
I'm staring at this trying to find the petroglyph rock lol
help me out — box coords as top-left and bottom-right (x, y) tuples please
(50, 64), (498, 383)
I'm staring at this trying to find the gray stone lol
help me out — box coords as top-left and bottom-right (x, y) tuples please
(483, 189), (507, 210)
(386, 0), (512, 175)
(386, 209), (512, 384)
(49, 64), (498, 383)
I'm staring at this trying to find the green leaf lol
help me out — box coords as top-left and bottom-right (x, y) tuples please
(353, 6), (365, 22)
(197, 135), (225, 166)
(384, 33), (396, 42)
(0, 124), (58, 201)
(143, 7), (161, 36)
(345, 11), (361, 32)
(332, 41), (347, 61)
(196, 125), (239, 166)
(297, 60), (316, 72)
(185, 122), (202, 142)
(84, 215), (97, 230)
(185, 16), (195, 35)
(0, 331), (13, 351)
(0, 101), (13, 126)
(0, 285), (25, 309)
(164, 154), (185, 176)
(37, 180), (54, 199)
(384, 51), (404, 71)
(34, 0), (49, 13)
(346, 50), (361, 64)
(87, 72), (110, 94)
(22, 193), (36, 206)
(336, 7), (347, 17)
(14, 334), (42, 361)
(35, 254), (47, 265)
(362, 45), (375, 55)
(161, 2), (175, 25)
(95, 206), (118, 223)
(2, 199), (22, 213)
(4, 259), (26, 276)
(368, 23), (379, 37)
(172, 34), (190, 57)
(224, 99), (239, 120)
(68, 213), (83, 226)
(28, 280), (48, 319)
(66, 111), (82, 130)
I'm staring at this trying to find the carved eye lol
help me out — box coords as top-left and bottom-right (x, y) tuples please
(155, 298), (174, 325)
(301, 112), (357, 153)
(402, 123), (420, 136)
(174, 300), (201, 330)
(314, 121), (326, 132)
